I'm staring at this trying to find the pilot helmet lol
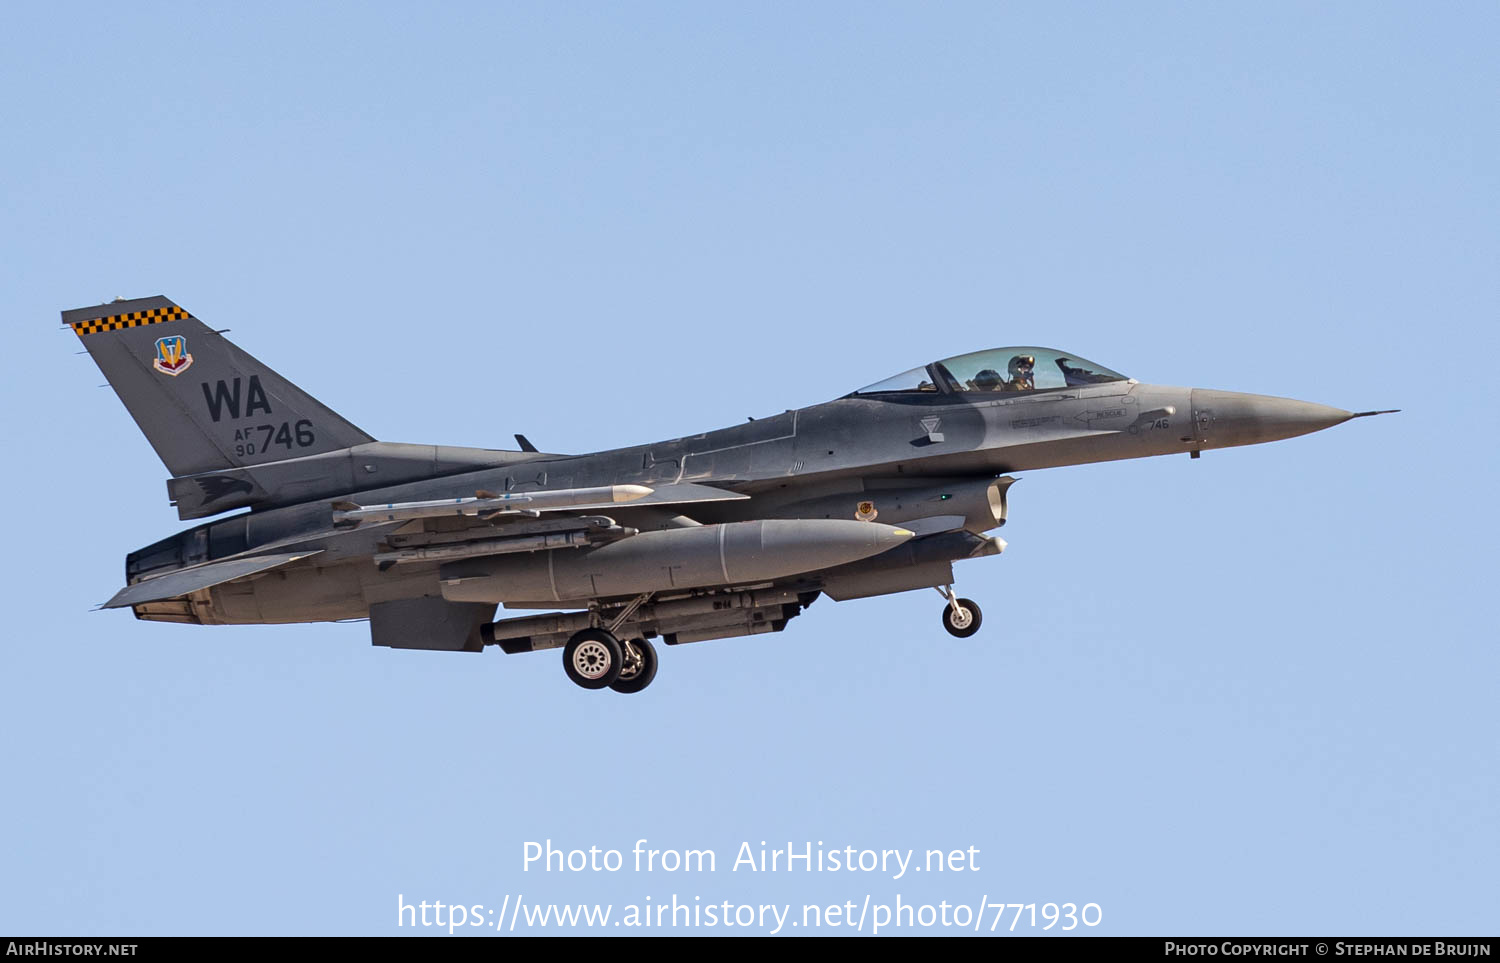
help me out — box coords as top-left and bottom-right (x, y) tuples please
(1008, 354), (1036, 380)
(972, 368), (1003, 390)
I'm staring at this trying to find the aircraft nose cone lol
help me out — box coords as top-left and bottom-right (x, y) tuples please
(1191, 389), (1353, 448)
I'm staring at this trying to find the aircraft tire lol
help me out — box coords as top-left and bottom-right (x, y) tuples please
(563, 628), (625, 689)
(942, 599), (983, 638)
(609, 638), (658, 694)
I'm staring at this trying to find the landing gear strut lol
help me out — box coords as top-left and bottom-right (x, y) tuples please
(936, 585), (983, 638)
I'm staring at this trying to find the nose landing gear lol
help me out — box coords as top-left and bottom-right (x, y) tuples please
(936, 585), (983, 638)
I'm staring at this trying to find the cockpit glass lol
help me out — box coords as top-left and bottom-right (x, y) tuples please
(853, 365), (941, 394)
(852, 347), (1127, 395)
(937, 348), (1127, 393)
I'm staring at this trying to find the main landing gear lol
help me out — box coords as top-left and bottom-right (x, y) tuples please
(936, 585), (983, 638)
(562, 628), (658, 694)
(611, 637), (658, 694)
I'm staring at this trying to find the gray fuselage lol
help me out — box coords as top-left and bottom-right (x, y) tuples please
(125, 378), (1350, 629)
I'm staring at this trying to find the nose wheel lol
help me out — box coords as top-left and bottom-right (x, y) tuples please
(562, 628), (659, 693)
(936, 586), (983, 638)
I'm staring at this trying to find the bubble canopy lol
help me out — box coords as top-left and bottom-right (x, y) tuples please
(851, 347), (1129, 396)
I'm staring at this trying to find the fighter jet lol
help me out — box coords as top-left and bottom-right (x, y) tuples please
(65, 296), (1393, 693)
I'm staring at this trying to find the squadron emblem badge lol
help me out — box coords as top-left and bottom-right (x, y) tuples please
(152, 335), (193, 376)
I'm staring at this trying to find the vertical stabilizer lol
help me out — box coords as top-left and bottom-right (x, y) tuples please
(64, 296), (374, 477)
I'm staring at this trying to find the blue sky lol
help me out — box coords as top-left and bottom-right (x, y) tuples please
(2, 2), (1495, 935)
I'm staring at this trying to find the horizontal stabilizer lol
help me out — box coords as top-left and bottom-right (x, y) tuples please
(102, 550), (322, 609)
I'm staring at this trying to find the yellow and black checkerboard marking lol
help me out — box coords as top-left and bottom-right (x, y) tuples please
(68, 305), (190, 336)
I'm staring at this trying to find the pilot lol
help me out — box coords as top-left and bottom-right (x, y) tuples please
(1000, 354), (1036, 392)
(971, 368), (1005, 391)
